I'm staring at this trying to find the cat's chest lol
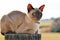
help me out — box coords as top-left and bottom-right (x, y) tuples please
(33, 23), (40, 31)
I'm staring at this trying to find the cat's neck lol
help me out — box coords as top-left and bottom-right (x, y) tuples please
(25, 15), (33, 23)
(25, 14), (40, 24)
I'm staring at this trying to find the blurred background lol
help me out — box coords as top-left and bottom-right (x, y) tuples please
(39, 17), (60, 33)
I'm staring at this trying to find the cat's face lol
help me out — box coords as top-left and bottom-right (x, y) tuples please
(27, 4), (45, 22)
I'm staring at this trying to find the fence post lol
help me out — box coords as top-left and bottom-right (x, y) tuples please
(5, 33), (41, 40)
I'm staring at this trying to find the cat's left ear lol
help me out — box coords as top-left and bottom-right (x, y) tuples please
(39, 4), (45, 12)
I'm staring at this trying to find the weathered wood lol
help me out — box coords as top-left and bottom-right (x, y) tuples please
(5, 33), (41, 40)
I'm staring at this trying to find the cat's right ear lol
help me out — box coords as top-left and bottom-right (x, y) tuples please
(27, 4), (34, 12)
(39, 4), (45, 12)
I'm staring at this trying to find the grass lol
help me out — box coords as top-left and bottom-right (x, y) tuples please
(41, 33), (60, 40)
(0, 34), (4, 40)
(0, 33), (60, 40)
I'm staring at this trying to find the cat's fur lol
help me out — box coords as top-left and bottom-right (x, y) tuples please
(1, 4), (45, 35)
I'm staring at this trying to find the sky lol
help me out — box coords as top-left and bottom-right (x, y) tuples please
(0, 0), (60, 20)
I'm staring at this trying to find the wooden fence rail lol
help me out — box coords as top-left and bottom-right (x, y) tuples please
(5, 33), (41, 40)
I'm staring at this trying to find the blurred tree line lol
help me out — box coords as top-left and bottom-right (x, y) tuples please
(51, 18), (60, 32)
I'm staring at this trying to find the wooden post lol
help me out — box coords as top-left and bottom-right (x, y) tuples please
(5, 33), (41, 40)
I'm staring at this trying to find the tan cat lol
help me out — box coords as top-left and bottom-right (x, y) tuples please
(1, 4), (45, 35)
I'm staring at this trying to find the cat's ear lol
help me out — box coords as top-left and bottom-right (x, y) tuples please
(27, 4), (34, 12)
(39, 4), (45, 12)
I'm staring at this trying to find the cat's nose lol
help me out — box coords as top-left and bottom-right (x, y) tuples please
(36, 15), (40, 20)
(36, 15), (42, 20)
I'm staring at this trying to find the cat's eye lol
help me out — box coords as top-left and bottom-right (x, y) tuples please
(33, 13), (36, 16)
(32, 12), (36, 16)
